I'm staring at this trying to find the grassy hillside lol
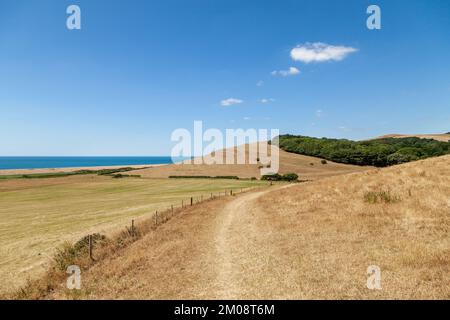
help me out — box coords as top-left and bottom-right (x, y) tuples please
(133, 144), (370, 180)
(378, 133), (450, 142)
(255, 154), (450, 298)
(278, 134), (450, 167)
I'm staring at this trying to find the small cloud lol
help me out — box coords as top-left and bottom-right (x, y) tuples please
(221, 98), (243, 106)
(243, 117), (251, 120)
(338, 126), (351, 132)
(271, 67), (300, 77)
(260, 98), (275, 104)
(291, 42), (358, 63)
(256, 80), (264, 87)
(316, 109), (323, 117)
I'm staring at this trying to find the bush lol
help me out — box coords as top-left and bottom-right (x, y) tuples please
(111, 174), (141, 179)
(169, 175), (239, 180)
(214, 176), (240, 180)
(169, 175), (210, 179)
(53, 233), (106, 271)
(386, 152), (417, 165)
(261, 174), (282, 181)
(53, 242), (79, 271)
(261, 173), (298, 182)
(321, 159), (327, 165)
(281, 173), (299, 181)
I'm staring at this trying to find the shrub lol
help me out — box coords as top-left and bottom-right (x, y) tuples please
(111, 174), (141, 179)
(363, 190), (400, 204)
(261, 174), (282, 181)
(74, 233), (106, 253)
(53, 234), (106, 271)
(281, 173), (299, 181)
(214, 176), (239, 180)
(261, 173), (298, 182)
(53, 242), (79, 271)
(321, 159), (327, 165)
(386, 152), (417, 165)
(169, 175), (239, 180)
(169, 175), (211, 179)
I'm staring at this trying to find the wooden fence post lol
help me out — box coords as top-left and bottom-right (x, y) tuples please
(191, 197), (193, 206)
(131, 219), (135, 236)
(171, 205), (174, 216)
(182, 200), (184, 208)
(88, 234), (93, 261)
(154, 211), (158, 226)
(230, 189), (233, 196)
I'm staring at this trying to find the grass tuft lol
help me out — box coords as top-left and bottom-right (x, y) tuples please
(363, 190), (401, 204)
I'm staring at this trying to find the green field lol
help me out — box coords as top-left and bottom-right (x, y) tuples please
(0, 175), (266, 293)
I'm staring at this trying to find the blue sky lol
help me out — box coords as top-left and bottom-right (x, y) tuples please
(1, 0), (449, 156)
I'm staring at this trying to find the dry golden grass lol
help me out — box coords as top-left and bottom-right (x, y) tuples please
(377, 133), (450, 142)
(24, 155), (449, 300)
(0, 174), (266, 295)
(134, 145), (370, 180)
(250, 155), (450, 299)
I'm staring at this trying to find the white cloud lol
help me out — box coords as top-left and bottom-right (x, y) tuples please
(271, 67), (300, 77)
(261, 98), (275, 104)
(243, 117), (251, 120)
(290, 42), (358, 63)
(316, 109), (323, 117)
(221, 98), (243, 106)
(256, 80), (264, 87)
(338, 126), (351, 132)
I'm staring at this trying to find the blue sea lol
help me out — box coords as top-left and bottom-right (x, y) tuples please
(0, 157), (178, 170)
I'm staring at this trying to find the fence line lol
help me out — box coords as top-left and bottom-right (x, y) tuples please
(84, 183), (273, 258)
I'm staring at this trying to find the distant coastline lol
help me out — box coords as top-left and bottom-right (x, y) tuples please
(0, 156), (176, 173)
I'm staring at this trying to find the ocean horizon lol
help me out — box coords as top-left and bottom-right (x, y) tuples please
(0, 156), (179, 170)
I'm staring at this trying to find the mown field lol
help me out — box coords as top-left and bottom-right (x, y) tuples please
(0, 174), (266, 294)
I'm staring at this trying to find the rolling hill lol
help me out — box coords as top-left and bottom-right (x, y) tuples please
(377, 133), (450, 142)
(132, 144), (371, 181)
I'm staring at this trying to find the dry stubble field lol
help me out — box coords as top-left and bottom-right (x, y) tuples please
(0, 174), (266, 294)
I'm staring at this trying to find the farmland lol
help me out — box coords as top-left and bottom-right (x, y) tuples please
(0, 174), (266, 293)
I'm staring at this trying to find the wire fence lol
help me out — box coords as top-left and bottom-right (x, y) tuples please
(85, 183), (272, 260)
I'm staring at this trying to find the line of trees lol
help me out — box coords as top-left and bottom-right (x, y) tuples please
(277, 135), (450, 167)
